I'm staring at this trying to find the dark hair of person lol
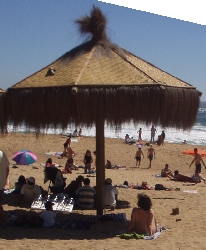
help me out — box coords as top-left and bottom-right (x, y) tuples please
(84, 178), (90, 185)
(174, 170), (179, 175)
(76, 175), (85, 183)
(18, 175), (26, 186)
(46, 158), (52, 165)
(194, 148), (198, 151)
(137, 194), (152, 211)
(123, 181), (128, 186)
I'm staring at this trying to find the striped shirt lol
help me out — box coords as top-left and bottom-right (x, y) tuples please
(76, 185), (96, 209)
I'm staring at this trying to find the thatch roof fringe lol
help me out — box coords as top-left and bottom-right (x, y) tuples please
(1, 86), (199, 132)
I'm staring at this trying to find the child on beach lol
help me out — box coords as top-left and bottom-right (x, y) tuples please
(40, 201), (56, 227)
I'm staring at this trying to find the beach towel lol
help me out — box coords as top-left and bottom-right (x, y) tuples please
(45, 152), (63, 156)
(183, 190), (198, 193)
(155, 174), (162, 178)
(117, 226), (167, 240)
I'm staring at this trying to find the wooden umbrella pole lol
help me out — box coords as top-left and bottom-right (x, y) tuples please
(95, 116), (105, 215)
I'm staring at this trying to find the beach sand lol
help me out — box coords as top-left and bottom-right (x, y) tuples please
(1, 133), (206, 250)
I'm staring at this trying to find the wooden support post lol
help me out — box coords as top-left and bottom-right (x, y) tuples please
(95, 118), (105, 215)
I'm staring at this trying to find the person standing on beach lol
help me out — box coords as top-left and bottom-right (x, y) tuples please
(0, 151), (10, 227)
(150, 125), (156, 143)
(137, 128), (142, 141)
(134, 147), (144, 167)
(84, 150), (93, 174)
(161, 130), (165, 145)
(147, 145), (155, 169)
(189, 148), (206, 184)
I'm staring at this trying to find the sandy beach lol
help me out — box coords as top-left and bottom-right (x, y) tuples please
(1, 133), (206, 250)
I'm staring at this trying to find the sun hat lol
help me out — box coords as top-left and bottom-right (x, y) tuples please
(27, 177), (35, 184)
(105, 178), (112, 184)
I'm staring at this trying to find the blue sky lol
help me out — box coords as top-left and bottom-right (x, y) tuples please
(1, 0), (206, 101)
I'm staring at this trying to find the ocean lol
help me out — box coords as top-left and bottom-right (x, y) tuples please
(8, 105), (206, 146)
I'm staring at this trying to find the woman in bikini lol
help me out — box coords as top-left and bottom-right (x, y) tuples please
(128, 193), (157, 237)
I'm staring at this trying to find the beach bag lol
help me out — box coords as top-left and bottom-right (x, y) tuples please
(155, 184), (166, 190)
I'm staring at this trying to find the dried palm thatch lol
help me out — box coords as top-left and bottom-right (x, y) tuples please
(2, 85), (199, 131)
(0, 6), (201, 214)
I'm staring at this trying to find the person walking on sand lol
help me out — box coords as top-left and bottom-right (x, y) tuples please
(150, 125), (156, 143)
(137, 128), (142, 141)
(147, 145), (155, 169)
(189, 148), (206, 184)
(134, 147), (144, 167)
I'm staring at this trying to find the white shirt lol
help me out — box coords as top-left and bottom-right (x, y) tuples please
(40, 210), (56, 227)
(103, 185), (118, 206)
(0, 151), (10, 190)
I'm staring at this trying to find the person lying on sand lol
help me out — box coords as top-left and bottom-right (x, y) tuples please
(105, 160), (126, 169)
(161, 164), (174, 178)
(172, 170), (206, 183)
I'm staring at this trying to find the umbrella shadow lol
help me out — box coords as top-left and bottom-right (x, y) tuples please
(1, 209), (127, 240)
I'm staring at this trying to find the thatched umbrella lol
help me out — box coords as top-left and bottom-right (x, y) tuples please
(0, 7), (201, 215)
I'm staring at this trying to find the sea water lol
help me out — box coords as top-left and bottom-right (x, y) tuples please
(8, 107), (206, 146)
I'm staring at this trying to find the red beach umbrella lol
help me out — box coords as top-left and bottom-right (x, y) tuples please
(182, 149), (206, 157)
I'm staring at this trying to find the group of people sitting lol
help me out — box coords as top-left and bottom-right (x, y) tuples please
(161, 163), (206, 183)
(11, 175), (46, 206)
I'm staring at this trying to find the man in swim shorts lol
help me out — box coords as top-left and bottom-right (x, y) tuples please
(189, 148), (206, 184)
(134, 148), (144, 167)
(147, 145), (155, 169)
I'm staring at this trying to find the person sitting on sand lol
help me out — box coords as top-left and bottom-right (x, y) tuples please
(12, 175), (26, 194)
(103, 178), (118, 208)
(76, 178), (96, 209)
(63, 175), (85, 200)
(18, 177), (42, 205)
(40, 201), (56, 227)
(161, 164), (174, 178)
(128, 193), (158, 237)
(134, 147), (144, 167)
(45, 158), (57, 168)
(62, 158), (78, 174)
